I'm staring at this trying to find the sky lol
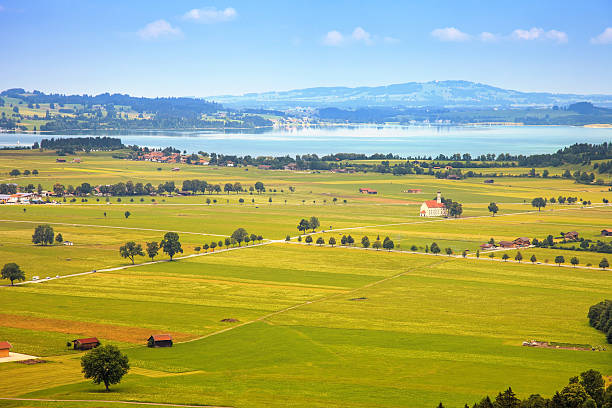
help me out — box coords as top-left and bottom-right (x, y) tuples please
(1, 0), (611, 97)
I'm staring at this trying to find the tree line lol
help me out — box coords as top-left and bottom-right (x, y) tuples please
(588, 300), (612, 344)
(436, 369), (611, 408)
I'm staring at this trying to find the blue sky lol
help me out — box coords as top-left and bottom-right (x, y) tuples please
(1, 0), (611, 97)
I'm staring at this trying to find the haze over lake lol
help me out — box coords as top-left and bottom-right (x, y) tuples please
(3, 125), (611, 156)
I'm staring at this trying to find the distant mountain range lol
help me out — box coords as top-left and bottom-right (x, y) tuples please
(210, 80), (612, 109)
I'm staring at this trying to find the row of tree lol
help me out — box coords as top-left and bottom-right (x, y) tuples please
(437, 369), (611, 408)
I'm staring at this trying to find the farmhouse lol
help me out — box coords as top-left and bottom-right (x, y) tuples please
(480, 243), (495, 249)
(359, 188), (378, 194)
(55, 158), (66, 163)
(513, 237), (531, 247)
(420, 192), (447, 217)
(72, 337), (100, 350)
(563, 231), (579, 241)
(499, 241), (516, 248)
(148, 334), (173, 348)
(0, 341), (11, 357)
(601, 229), (612, 236)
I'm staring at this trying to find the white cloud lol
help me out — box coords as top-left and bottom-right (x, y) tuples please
(352, 27), (372, 45)
(591, 27), (612, 44)
(545, 29), (568, 43)
(183, 7), (237, 23)
(383, 36), (400, 44)
(512, 27), (567, 43)
(431, 27), (471, 42)
(323, 30), (344, 46)
(137, 19), (182, 40)
(479, 32), (498, 42)
(512, 27), (544, 40)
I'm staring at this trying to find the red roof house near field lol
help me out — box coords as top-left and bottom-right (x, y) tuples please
(359, 188), (378, 194)
(72, 337), (100, 350)
(148, 334), (173, 348)
(601, 229), (612, 236)
(0, 341), (11, 358)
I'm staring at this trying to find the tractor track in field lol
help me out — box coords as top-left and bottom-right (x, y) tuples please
(0, 398), (232, 408)
(173, 257), (452, 346)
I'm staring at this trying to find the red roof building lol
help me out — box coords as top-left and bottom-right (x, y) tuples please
(0, 341), (11, 358)
(72, 337), (100, 350)
(148, 334), (173, 348)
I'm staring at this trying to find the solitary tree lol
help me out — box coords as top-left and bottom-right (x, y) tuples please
(1, 263), (25, 285)
(383, 239), (395, 251)
(231, 228), (249, 246)
(124, 211), (131, 219)
(530, 254), (537, 264)
(80, 345), (130, 392)
(119, 242), (144, 264)
(531, 197), (547, 211)
(599, 258), (609, 270)
(309, 216), (320, 232)
(160, 232), (182, 260)
(328, 237), (336, 247)
(361, 236), (370, 248)
(488, 202), (499, 216)
(146, 241), (159, 261)
(555, 255), (565, 266)
(32, 224), (54, 245)
(570, 257), (579, 267)
(55, 233), (63, 243)
(515, 252), (523, 263)
(430, 242), (441, 255)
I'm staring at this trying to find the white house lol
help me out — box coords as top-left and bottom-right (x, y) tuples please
(419, 192), (447, 217)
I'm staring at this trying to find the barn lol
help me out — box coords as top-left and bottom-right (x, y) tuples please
(148, 334), (173, 348)
(0, 341), (11, 358)
(72, 337), (100, 350)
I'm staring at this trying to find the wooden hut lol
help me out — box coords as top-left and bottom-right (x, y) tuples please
(148, 334), (173, 348)
(0, 341), (11, 358)
(72, 337), (100, 350)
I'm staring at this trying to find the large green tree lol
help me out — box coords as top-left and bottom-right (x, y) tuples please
(32, 224), (54, 245)
(1, 263), (25, 285)
(488, 202), (499, 216)
(146, 241), (159, 261)
(231, 228), (249, 246)
(119, 241), (144, 264)
(309, 216), (320, 232)
(80, 345), (130, 392)
(160, 232), (182, 260)
(532, 197), (547, 211)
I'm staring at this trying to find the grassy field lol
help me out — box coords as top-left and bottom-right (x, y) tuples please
(0, 150), (611, 408)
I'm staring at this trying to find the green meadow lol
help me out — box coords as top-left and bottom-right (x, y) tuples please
(0, 150), (611, 408)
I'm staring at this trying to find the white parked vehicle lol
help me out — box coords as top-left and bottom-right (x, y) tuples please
(32, 276), (39, 281)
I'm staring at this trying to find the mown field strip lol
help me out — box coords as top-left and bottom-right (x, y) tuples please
(8, 241), (274, 286)
(174, 256), (451, 345)
(0, 219), (229, 237)
(0, 398), (232, 408)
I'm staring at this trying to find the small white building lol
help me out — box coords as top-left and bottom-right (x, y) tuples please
(419, 192), (448, 217)
(63, 241), (74, 246)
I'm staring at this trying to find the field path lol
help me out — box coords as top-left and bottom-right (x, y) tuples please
(0, 218), (229, 237)
(0, 398), (231, 408)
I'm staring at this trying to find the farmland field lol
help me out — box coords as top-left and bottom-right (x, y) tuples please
(0, 150), (611, 408)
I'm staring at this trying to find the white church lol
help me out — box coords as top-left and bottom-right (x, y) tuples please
(419, 192), (448, 217)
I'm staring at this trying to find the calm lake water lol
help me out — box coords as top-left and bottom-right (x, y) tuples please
(1, 125), (611, 156)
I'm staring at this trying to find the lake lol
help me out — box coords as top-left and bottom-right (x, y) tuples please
(1, 125), (611, 157)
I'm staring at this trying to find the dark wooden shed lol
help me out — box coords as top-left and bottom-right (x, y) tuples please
(148, 334), (173, 348)
(72, 337), (100, 350)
